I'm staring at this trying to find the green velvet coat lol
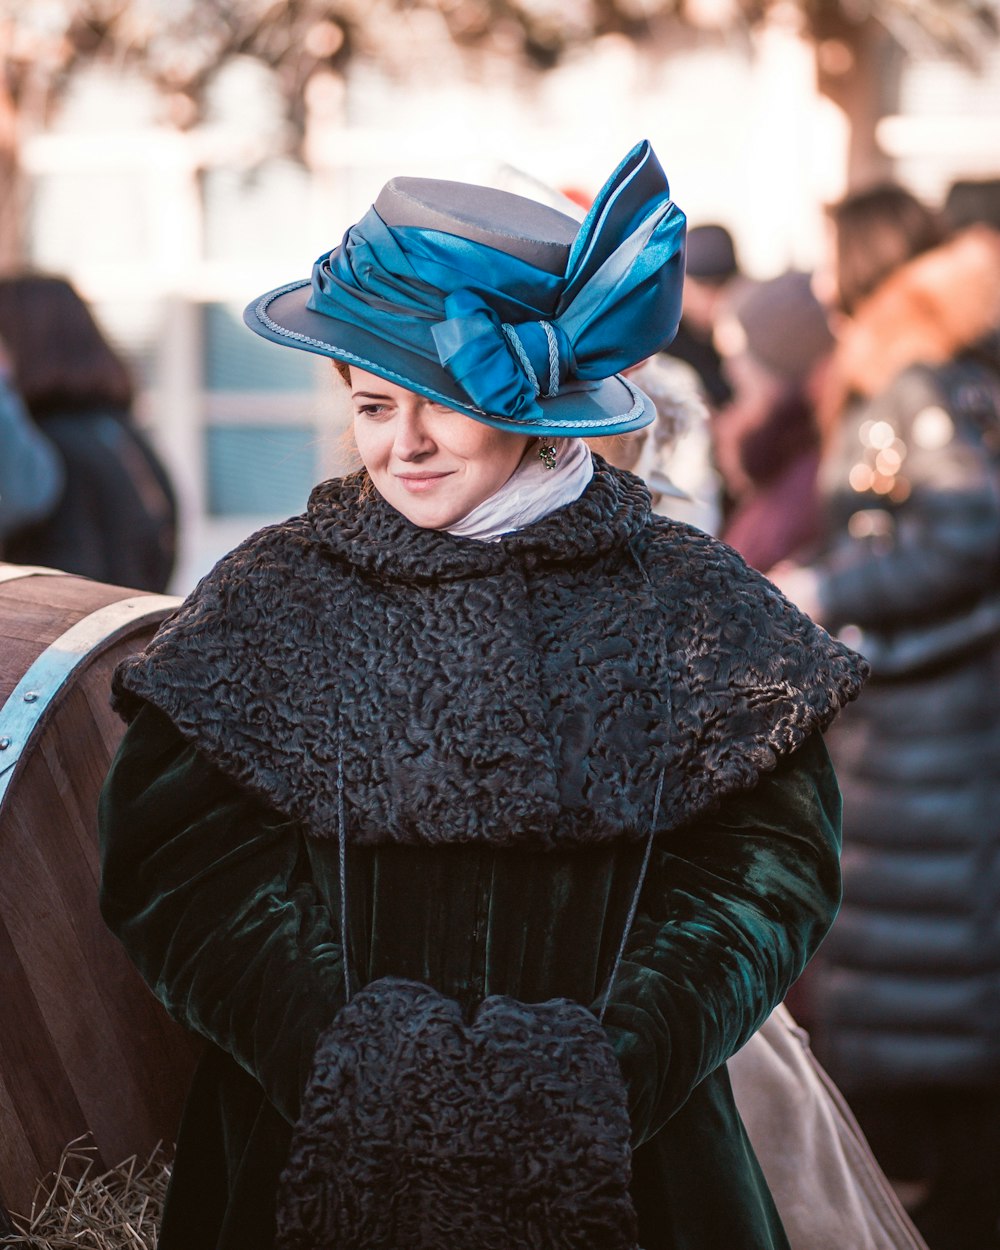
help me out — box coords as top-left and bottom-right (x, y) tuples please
(98, 462), (862, 1250)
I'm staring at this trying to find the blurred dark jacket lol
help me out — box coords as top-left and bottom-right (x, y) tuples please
(664, 320), (732, 407)
(5, 407), (177, 592)
(806, 226), (1000, 1093)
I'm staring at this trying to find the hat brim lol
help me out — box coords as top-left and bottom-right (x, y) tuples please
(243, 280), (655, 439)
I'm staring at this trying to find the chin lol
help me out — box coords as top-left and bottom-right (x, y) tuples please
(385, 492), (461, 531)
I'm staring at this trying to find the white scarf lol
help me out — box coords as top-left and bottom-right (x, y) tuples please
(446, 439), (594, 542)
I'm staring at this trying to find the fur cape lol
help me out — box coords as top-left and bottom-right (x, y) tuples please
(113, 459), (866, 848)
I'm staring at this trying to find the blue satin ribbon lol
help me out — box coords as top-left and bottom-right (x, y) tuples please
(308, 139), (686, 423)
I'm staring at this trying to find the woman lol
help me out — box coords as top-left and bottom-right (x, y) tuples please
(0, 274), (177, 591)
(99, 142), (866, 1250)
(774, 187), (1000, 1250)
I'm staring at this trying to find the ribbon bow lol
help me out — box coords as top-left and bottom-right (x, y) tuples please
(430, 140), (686, 423)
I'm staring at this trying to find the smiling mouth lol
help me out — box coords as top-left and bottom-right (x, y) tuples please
(396, 472), (453, 491)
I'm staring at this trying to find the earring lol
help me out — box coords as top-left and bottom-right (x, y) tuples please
(538, 442), (557, 470)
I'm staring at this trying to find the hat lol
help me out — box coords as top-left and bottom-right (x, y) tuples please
(244, 141), (686, 438)
(717, 271), (833, 383)
(684, 223), (738, 284)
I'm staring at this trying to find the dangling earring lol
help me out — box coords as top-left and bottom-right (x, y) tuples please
(538, 442), (557, 470)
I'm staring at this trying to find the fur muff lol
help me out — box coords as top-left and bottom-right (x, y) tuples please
(112, 459), (866, 848)
(274, 978), (639, 1250)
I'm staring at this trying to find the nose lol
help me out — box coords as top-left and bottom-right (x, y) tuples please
(392, 404), (436, 461)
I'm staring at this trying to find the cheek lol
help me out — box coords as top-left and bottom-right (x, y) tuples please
(352, 419), (385, 472)
(472, 430), (530, 483)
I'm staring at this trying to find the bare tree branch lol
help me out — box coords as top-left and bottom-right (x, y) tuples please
(1, 0), (996, 125)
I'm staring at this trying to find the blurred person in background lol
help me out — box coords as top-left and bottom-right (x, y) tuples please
(589, 352), (723, 534)
(772, 185), (1000, 1250)
(663, 222), (741, 408)
(712, 270), (833, 574)
(943, 175), (1000, 234)
(0, 274), (177, 591)
(0, 335), (63, 551)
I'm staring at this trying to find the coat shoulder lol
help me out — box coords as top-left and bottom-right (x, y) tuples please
(633, 514), (868, 783)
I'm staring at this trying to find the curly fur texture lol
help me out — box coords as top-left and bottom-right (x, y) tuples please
(113, 459), (867, 847)
(274, 978), (638, 1250)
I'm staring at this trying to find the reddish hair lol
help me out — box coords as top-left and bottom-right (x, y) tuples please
(830, 186), (944, 316)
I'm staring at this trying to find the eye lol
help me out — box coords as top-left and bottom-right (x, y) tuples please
(354, 401), (392, 420)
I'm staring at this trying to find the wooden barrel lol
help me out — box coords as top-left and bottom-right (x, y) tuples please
(0, 563), (200, 1216)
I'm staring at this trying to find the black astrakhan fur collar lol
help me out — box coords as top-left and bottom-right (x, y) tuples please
(113, 459), (867, 847)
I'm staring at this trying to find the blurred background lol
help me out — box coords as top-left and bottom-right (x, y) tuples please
(1, 0), (998, 592)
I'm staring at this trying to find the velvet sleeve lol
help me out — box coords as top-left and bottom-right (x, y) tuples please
(597, 732), (842, 1147)
(98, 701), (346, 1125)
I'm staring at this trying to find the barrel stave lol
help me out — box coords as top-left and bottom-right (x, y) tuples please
(0, 565), (197, 1215)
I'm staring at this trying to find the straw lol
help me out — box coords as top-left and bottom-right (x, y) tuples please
(0, 1137), (170, 1250)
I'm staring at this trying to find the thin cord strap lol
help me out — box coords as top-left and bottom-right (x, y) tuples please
(337, 726), (352, 1004)
(627, 537), (651, 583)
(598, 768), (665, 1024)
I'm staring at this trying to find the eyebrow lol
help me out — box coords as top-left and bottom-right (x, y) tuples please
(352, 391), (393, 400)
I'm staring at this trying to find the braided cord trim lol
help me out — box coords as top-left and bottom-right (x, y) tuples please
(502, 320), (561, 399)
(501, 322), (541, 394)
(540, 320), (560, 397)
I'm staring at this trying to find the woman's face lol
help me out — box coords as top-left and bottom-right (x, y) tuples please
(350, 367), (531, 529)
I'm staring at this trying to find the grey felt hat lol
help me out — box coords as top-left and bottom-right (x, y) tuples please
(244, 140), (686, 438)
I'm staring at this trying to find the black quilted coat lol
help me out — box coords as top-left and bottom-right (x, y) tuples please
(808, 286), (1000, 1091)
(99, 460), (865, 1250)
